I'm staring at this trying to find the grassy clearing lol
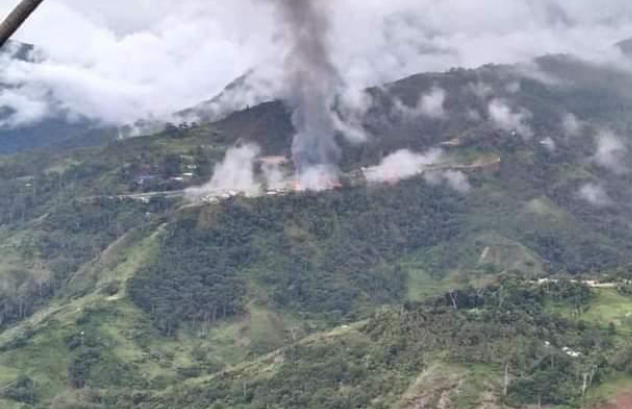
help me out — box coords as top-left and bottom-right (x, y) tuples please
(548, 290), (632, 408)
(402, 237), (528, 302)
(586, 375), (632, 404)
(397, 362), (502, 409)
(397, 363), (466, 408)
(475, 232), (543, 276)
(0, 225), (166, 402)
(400, 248), (460, 302)
(405, 266), (453, 302)
(98, 226), (164, 293)
(243, 304), (287, 354)
(0, 397), (23, 409)
(65, 224), (164, 298)
(547, 289), (632, 335)
(0, 318), (73, 399)
(450, 364), (502, 409)
(582, 289), (632, 334)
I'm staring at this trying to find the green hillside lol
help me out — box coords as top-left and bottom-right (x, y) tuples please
(1, 55), (632, 407)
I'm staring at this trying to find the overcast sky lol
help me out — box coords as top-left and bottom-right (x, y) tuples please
(1, 0), (632, 127)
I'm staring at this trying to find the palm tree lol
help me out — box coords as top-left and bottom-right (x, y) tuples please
(0, 0), (45, 48)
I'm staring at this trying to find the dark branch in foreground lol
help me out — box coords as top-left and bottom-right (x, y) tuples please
(0, 0), (45, 49)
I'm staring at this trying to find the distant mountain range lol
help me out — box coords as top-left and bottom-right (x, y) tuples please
(1, 34), (630, 156)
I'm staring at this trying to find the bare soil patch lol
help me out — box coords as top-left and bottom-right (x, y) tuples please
(593, 393), (632, 409)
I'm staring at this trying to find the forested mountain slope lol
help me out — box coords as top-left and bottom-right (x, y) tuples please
(1, 54), (632, 408)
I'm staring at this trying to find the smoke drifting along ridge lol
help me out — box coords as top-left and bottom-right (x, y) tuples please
(186, 144), (471, 202)
(272, 0), (341, 181)
(363, 149), (472, 194)
(364, 149), (443, 184)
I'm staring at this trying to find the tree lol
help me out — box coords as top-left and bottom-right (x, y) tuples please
(2, 375), (37, 403)
(162, 154), (182, 178)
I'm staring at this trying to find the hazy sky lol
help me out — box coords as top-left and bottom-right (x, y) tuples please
(1, 0), (632, 127)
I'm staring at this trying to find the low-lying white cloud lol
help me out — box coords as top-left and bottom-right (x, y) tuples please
(488, 99), (534, 138)
(593, 130), (627, 174)
(364, 149), (444, 184)
(418, 87), (447, 119)
(562, 113), (582, 137)
(2, 0), (632, 130)
(539, 137), (556, 152)
(0, 0), (279, 126)
(578, 183), (611, 207)
(393, 87), (447, 121)
(0, 88), (50, 128)
(468, 82), (494, 99)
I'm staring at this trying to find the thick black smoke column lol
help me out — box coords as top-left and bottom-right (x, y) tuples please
(273, 0), (340, 178)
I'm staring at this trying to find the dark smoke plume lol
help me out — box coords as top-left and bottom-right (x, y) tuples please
(272, 0), (341, 178)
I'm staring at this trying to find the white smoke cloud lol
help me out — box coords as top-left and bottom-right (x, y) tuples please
(261, 158), (289, 191)
(562, 113), (582, 137)
(2, 0), (632, 130)
(593, 130), (627, 174)
(488, 99), (534, 138)
(425, 170), (471, 194)
(186, 142), (340, 199)
(186, 144), (262, 199)
(364, 149), (444, 184)
(393, 86), (447, 120)
(539, 137), (556, 152)
(467, 109), (483, 122)
(506, 81), (521, 94)
(297, 165), (340, 192)
(418, 87), (447, 119)
(332, 88), (374, 143)
(578, 183), (611, 207)
(364, 149), (472, 192)
(468, 82), (494, 100)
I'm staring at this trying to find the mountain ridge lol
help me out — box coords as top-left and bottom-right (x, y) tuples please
(1, 53), (632, 407)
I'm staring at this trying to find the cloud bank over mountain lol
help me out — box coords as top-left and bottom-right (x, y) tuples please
(1, 0), (632, 128)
